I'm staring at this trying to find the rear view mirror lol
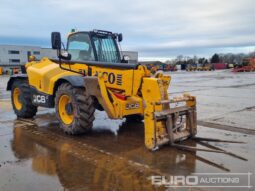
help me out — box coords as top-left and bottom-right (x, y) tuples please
(59, 50), (71, 60)
(123, 55), (130, 61)
(51, 32), (61, 50)
(118, 33), (123, 42)
(121, 55), (130, 63)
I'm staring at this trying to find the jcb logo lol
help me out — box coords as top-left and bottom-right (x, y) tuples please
(126, 103), (140, 110)
(33, 95), (46, 104)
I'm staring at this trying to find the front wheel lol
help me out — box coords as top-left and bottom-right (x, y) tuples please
(55, 83), (95, 135)
(125, 114), (144, 122)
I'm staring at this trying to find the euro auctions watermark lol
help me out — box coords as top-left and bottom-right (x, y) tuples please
(150, 172), (253, 188)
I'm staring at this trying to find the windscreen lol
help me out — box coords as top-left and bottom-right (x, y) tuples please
(68, 33), (95, 61)
(92, 35), (120, 63)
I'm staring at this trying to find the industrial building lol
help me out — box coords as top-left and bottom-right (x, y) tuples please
(0, 44), (138, 73)
(0, 45), (57, 72)
(122, 51), (138, 63)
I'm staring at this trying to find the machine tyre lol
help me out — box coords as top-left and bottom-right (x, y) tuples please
(55, 83), (95, 134)
(125, 114), (144, 122)
(11, 80), (37, 118)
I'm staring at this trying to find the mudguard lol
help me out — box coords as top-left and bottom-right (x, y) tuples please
(55, 75), (84, 89)
(6, 74), (28, 91)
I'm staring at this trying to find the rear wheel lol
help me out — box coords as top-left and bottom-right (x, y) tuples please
(125, 114), (144, 122)
(11, 80), (37, 118)
(55, 83), (95, 134)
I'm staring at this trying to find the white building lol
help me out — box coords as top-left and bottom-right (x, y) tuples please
(0, 44), (138, 72)
(121, 51), (138, 63)
(0, 45), (57, 71)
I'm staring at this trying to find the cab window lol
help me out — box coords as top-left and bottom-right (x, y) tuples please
(68, 33), (95, 61)
(92, 35), (120, 63)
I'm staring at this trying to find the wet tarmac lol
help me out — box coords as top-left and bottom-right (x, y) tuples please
(0, 70), (255, 191)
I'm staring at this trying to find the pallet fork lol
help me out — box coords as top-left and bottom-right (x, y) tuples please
(141, 73), (197, 150)
(141, 75), (246, 160)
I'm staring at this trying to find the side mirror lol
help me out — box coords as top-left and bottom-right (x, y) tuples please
(51, 32), (61, 50)
(123, 55), (130, 61)
(59, 51), (72, 61)
(118, 33), (123, 42)
(121, 55), (130, 63)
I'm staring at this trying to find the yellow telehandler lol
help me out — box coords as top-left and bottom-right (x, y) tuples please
(7, 29), (198, 150)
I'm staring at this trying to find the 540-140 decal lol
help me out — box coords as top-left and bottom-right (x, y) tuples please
(98, 72), (123, 85)
(78, 69), (123, 86)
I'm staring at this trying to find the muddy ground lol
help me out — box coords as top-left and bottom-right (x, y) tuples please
(0, 70), (254, 191)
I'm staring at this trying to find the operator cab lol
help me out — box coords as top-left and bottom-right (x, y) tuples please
(52, 29), (126, 63)
(68, 30), (122, 63)
(51, 29), (138, 73)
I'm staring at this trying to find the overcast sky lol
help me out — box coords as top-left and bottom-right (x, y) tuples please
(0, 0), (255, 60)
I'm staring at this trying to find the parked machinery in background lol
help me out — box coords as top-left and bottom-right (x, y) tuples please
(163, 64), (177, 72)
(233, 58), (255, 72)
(10, 67), (20, 75)
(197, 63), (215, 71)
(186, 63), (214, 71)
(186, 64), (197, 71)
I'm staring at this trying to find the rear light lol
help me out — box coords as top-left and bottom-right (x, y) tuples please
(113, 92), (127, 100)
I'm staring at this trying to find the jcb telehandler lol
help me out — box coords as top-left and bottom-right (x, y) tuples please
(7, 29), (197, 150)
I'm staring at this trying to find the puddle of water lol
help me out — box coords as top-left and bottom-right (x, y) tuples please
(0, 113), (254, 191)
(5, 121), (163, 191)
(1, 73), (255, 190)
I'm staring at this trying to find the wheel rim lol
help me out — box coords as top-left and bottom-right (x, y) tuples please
(58, 95), (74, 125)
(13, 87), (22, 110)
